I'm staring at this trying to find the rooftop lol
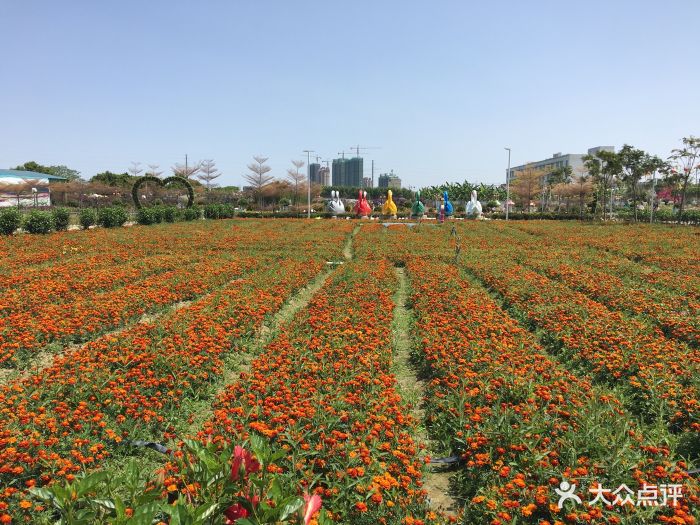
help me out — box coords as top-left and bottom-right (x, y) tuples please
(0, 169), (67, 181)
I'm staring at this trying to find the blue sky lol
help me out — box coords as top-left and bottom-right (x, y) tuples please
(2, 1), (698, 188)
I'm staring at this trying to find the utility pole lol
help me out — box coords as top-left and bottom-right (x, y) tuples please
(650, 170), (656, 224)
(504, 147), (511, 220)
(303, 149), (315, 219)
(371, 160), (375, 188)
(185, 154), (188, 177)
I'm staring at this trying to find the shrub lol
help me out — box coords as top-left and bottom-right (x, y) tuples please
(23, 211), (55, 234)
(203, 204), (222, 219)
(136, 207), (162, 225)
(161, 205), (178, 223)
(51, 207), (71, 231)
(97, 206), (129, 228)
(182, 206), (201, 221)
(0, 208), (22, 235)
(79, 208), (98, 229)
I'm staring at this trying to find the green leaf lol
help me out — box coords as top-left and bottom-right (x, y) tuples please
(193, 502), (220, 521)
(127, 502), (161, 525)
(113, 495), (126, 518)
(28, 487), (55, 502)
(268, 477), (283, 500)
(278, 496), (304, 521)
(92, 498), (116, 511)
(77, 471), (109, 496)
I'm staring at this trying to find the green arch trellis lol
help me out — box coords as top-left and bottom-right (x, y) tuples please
(131, 176), (194, 209)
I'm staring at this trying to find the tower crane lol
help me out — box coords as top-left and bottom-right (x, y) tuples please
(349, 145), (381, 157)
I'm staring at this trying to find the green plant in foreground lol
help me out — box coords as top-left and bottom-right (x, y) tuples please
(52, 207), (71, 231)
(28, 436), (331, 525)
(23, 210), (55, 234)
(0, 208), (22, 235)
(79, 208), (98, 229)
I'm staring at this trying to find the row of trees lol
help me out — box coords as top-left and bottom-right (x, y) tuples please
(508, 136), (699, 222)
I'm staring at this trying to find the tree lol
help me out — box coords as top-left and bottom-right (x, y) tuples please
(616, 145), (666, 222)
(667, 136), (700, 223)
(146, 164), (163, 177)
(50, 165), (81, 181)
(544, 165), (573, 211)
(244, 156), (274, 209)
(511, 164), (544, 213)
(128, 162), (144, 178)
(573, 172), (594, 218)
(172, 161), (201, 179)
(91, 171), (132, 186)
(197, 159), (221, 190)
(13, 161), (81, 181)
(584, 150), (621, 220)
(285, 160), (305, 206)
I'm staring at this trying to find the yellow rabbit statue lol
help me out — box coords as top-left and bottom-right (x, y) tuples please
(381, 189), (398, 219)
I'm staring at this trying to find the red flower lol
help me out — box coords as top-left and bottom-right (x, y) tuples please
(224, 503), (249, 523)
(303, 493), (322, 524)
(231, 446), (260, 481)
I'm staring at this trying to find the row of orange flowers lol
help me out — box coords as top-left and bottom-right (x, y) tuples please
(509, 221), (700, 278)
(0, 221), (351, 522)
(402, 249), (697, 524)
(454, 225), (699, 435)
(486, 224), (699, 347)
(0, 221), (318, 368)
(178, 234), (443, 524)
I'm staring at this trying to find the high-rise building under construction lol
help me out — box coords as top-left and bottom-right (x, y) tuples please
(332, 157), (363, 187)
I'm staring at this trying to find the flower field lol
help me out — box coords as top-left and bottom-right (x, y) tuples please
(0, 220), (697, 524)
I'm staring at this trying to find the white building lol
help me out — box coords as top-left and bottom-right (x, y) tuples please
(0, 169), (67, 207)
(508, 146), (615, 181)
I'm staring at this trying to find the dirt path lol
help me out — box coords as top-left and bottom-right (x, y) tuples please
(184, 226), (359, 434)
(391, 266), (459, 517)
(343, 225), (360, 260)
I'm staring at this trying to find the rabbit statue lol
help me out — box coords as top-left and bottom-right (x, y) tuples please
(411, 191), (425, 218)
(328, 190), (345, 215)
(354, 190), (372, 218)
(443, 191), (454, 217)
(381, 189), (398, 218)
(466, 189), (483, 218)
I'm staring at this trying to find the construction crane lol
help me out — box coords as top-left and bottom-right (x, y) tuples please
(337, 151), (350, 159)
(349, 145), (381, 157)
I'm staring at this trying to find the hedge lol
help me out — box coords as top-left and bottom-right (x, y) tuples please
(23, 211), (55, 234)
(0, 208), (22, 235)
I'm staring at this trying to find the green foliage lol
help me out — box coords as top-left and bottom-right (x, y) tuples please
(132, 176), (195, 209)
(79, 208), (98, 229)
(97, 207), (128, 228)
(91, 171), (133, 187)
(13, 161), (54, 175)
(23, 211), (55, 234)
(161, 206), (178, 223)
(182, 206), (201, 221)
(488, 211), (587, 221)
(14, 161), (81, 181)
(26, 438), (330, 525)
(321, 186), (415, 201)
(136, 207), (163, 225)
(51, 207), (71, 231)
(0, 208), (22, 235)
(203, 204), (236, 219)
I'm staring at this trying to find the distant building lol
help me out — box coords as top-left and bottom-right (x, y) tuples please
(332, 157), (363, 187)
(362, 177), (372, 188)
(508, 146), (615, 181)
(0, 169), (66, 207)
(378, 170), (401, 189)
(318, 167), (330, 186)
(309, 163), (320, 184)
